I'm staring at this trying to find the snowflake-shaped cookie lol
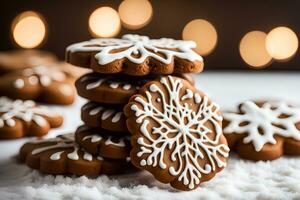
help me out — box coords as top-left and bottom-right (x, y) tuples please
(223, 101), (300, 160)
(0, 97), (63, 139)
(20, 133), (131, 176)
(66, 34), (204, 75)
(124, 76), (229, 191)
(0, 64), (76, 105)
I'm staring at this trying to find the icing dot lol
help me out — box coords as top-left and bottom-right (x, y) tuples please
(140, 160), (146, 166)
(28, 76), (39, 85)
(123, 84), (131, 90)
(14, 79), (25, 89)
(149, 84), (159, 92)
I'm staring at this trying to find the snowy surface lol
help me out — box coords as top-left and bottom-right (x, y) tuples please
(0, 71), (300, 200)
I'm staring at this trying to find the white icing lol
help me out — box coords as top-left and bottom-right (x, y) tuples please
(67, 34), (203, 65)
(102, 110), (115, 120)
(109, 83), (119, 89)
(50, 151), (64, 160)
(223, 101), (300, 151)
(82, 74), (136, 92)
(14, 79), (25, 89)
(181, 89), (193, 101)
(0, 97), (59, 128)
(123, 84), (131, 90)
(89, 106), (104, 115)
(83, 134), (102, 143)
(104, 137), (126, 147)
(130, 76), (229, 189)
(112, 112), (122, 123)
(19, 66), (67, 87)
(86, 103), (123, 123)
(31, 135), (94, 162)
(28, 76), (39, 85)
(86, 78), (106, 90)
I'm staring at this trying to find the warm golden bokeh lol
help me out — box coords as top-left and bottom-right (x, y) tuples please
(118, 0), (153, 30)
(182, 19), (217, 56)
(12, 11), (46, 49)
(89, 7), (121, 38)
(266, 26), (299, 60)
(239, 31), (272, 68)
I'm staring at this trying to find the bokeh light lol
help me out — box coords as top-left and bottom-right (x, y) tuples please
(182, 19), (218, 56)
(118, 0), (153, 30)
(266, 26), (298, 60)
(239, 31), (272, 68)
(12, 11), (47, 49)
(89, 7), (121, 38)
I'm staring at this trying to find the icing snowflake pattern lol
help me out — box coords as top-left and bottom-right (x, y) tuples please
(67, 34), (203, 65)
(130, 76), (229, 189)
(223, 101), (300, 151)
(0, 97), (58, 128)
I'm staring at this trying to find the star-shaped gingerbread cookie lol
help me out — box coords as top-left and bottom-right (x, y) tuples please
(0, 97), (63, 140)
(223, 101), (300, 161)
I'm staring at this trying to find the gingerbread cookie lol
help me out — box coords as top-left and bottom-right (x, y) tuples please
(0, 50), (57, 75)
(75, 72), (194, 104)
(0, 65), (76, 105)
(20, 133), (131, 176)
(66, 34), (204, 76)
(75, 126), (131, 159)
(0, 97), (63, 140)
(81, 102), (127, 132)
(223, 101), (300, 161)
(124, 76), (229, 191)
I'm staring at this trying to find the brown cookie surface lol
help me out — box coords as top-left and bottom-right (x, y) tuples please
(81, 102), (127, 132)
(223, 100), (300, 161)
(0, 97), (63, 140)
(75, 126), (131, 159)
(66, 34), (204, 76)
(0, 64), (77, 105)
(20, 133), (131, 176)
(124, 76), (229, 191)
(75, 72), (194, 104)
(0, 50), (57, 75)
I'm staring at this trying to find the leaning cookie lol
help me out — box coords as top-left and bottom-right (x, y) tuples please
(19, 133), (131, 176)
(75, 72), (194, 104)
(124, 76), (229, 191)
(81, 102), (127, 132)
(66, 34), (204, 76)
(0, 50), (57, 75)
(75, 126), (131, 159)
(223, 100), (300, 161)
(0, 97), (63, 140)
(0, 65), (76, 105)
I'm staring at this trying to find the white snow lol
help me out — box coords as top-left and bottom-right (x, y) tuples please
(0, 72), (300, 200)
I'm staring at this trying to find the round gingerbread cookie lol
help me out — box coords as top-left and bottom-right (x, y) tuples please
(75, 126), (131, 159)
(75, 72), (194, 104)
(20, 133), (131, 176)
(81, 102), (127, 132)
(0, 65), (77, 105)
(0, 97), (63, 140)
(0, 50), (57, 75)
(66, 34), (204, 76)
(124, 76), (229, 191)
(223, 100), (300, 161)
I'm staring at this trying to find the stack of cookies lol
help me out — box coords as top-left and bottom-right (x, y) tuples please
(65, 34), (205, 176)
(20, 34), (230, 191)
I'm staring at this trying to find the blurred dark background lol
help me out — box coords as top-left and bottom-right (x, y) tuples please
(1, 0), (300, 70)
